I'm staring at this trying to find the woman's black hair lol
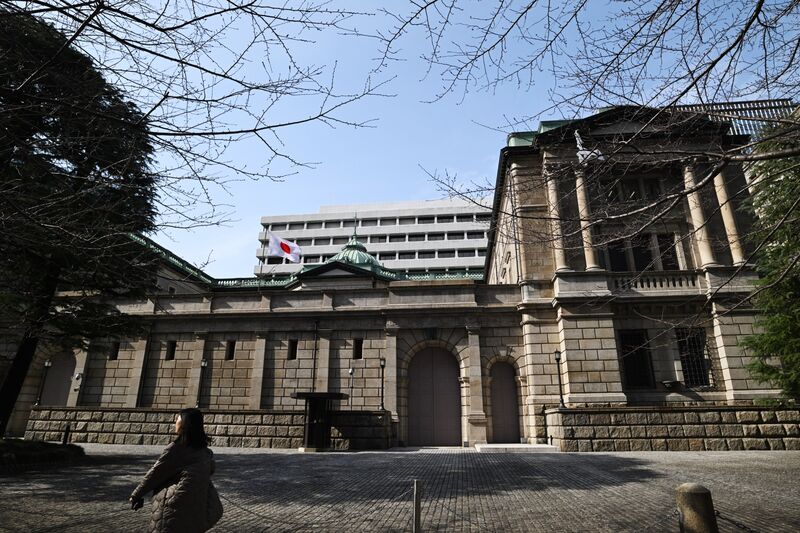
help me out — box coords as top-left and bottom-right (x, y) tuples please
(175, 408), (210, 449)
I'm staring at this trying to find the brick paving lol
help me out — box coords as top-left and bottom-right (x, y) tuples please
(1, 446), (799, 532)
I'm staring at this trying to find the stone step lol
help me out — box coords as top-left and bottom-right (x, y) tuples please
(474, 443), (559, 453)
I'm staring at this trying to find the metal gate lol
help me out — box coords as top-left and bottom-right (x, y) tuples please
(407, 348), (461, 446)
(490, 362), (520, 443)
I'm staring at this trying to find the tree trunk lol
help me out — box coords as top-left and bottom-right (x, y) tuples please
(0, 265), (59, 436)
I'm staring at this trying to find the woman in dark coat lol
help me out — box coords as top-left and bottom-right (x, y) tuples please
(130, 408), (218, 533)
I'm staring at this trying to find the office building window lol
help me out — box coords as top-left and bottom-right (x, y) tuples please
(398, 252), (416, 260)
(418, 217), (435, 224)
(428, 233), (445, 241)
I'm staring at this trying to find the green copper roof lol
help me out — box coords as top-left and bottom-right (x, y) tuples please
(327, 235), (382, 268)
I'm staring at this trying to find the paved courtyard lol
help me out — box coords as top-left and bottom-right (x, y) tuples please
(1, 446), (799, 532)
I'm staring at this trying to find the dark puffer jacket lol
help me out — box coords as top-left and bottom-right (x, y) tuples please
(131, 442), (215, 533)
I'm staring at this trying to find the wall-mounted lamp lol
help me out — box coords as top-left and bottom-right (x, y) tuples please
(554, 350), (565, 408)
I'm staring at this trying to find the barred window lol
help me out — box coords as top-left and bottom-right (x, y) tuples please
(618, 329), (654, 388)
(676, 328), (711, 387)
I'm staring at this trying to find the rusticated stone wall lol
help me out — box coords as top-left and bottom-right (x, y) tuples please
(546, 407), (800, 452)
(25, 407), (394, 450)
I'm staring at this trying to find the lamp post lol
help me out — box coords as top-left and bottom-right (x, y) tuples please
(379, 357), (386, 411)
(197, 358), (208, 408)
(35, 359), (53, 406)
(348, 367), (354, 409)
(554, 350), (565, 408)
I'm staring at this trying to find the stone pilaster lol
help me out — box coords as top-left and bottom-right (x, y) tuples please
(574, 166), (602, 271)
(683, 163), (718, 268)
(465, 324), (487, 445)
(713, 168), (746, 265)
(313, 329), (331, 393)
(384, 323), (399, 420)
(556, 307), (626, 405)
(711, 303), (780, 401)
(66, 346), (89, 407)
(185, 333), (208, 408)
(249, 332), (268, 409)
(125, 337), (150, 408)
(521, 314), (560, 443)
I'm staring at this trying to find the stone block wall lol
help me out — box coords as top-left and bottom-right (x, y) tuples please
(546, 407), (800, 452)
(199, 334), (256, 410)
(330, 329), (388, 410)
(81, 340), (138, 407)
(25, 407), (394, 450)
(139, 334), (196, 408)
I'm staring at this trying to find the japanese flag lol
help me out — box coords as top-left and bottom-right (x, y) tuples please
(267, 232), (302, 263)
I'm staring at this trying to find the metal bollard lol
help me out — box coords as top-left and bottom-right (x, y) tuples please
(61, 423), (71, 445)
(676, 483), (719, 533)
(413, 479), (421, 533)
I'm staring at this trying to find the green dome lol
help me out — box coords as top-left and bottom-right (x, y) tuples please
(327, 235), (382, 268)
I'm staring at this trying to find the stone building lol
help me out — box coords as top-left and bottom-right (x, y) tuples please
(11, 104), (800, 452)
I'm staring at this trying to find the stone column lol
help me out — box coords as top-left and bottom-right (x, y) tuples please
(574, 166), (602, 271)
(465, 324), (487, 445)
(313, 329), (331, 393)
(248, 332), (268, 409)
(683, 163), (718, 268)
(713, 168), (746, 265)
(545, 169), (570, 271)
(125, 337), (150, 407)
(66, 346), (89, 407)
(185, 333), (208, 407)
(384, 323), (399, 420)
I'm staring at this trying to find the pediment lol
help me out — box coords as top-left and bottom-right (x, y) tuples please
(317, 268), (361, 277)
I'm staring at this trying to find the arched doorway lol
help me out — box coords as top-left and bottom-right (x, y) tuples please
(407, 347), (461, 446)
(490, 361), (520, 443)
(40, 353), (75, 406)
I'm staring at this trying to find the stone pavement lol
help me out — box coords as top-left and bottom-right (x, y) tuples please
(1, 445), (799, 532)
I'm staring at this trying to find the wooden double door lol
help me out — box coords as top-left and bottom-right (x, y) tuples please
(407, 348), (461, 446)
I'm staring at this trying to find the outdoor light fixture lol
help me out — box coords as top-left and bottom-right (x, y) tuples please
(348, 367), (354, 409)
(554, 350), (565, 408)
(379, 357), (386, 411)
(44, 360), (52, 368)
(201, 359), (208, 367)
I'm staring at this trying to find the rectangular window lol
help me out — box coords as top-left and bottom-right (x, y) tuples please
(477, 249), (487, 257)
(607, 241), (629, 272)
(342, 220), (356, 228)
(418, 251), (435, 259)
(408, 234), (425, 242)
(109, 341), (120, 361)
(398, 252), (416, 260)
(657, 234), (680, 270)
(303, 256), (321, 264)
(437, 215), (454, 223)
(165, 340), (177, 361)
(618, 330), (654, 388)
(362, 219), (378, 227)
(458, 249), (475, 257)
(447, 232), (464, 240)
(418, 216), (434, 224)
(296, 238), (312, 246)
(467, 231), (485, 239)
(369, 235), (387, 243)
(475, 214), (491, 223)
(379, 252), (397, 260)
(225, 340), (236, 361)
(379, 218), (397, 226)
(389, 235), (406, 243)
(631, 235), (654, 271)
(287, 339), (298, 360)
(399, 217), (415, 225)
(269, 223), (287, 231)
(288, 222), (304, 230)
(353, 338), (363, 360)
(438, 250), (455, 258)
(332, 237), (348, 245)
(676, 328), (711, 387)
(456, 214), (474, 222)
(266, 257), (283, 265)
(428, 233), (445, 241)
(306, 221), (322, 229)
(324, 220), (341, 228)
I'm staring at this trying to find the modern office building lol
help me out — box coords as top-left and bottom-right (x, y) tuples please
(255, 198), (492, 276)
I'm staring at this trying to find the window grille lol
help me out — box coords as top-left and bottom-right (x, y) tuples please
(676, 328), (713, 388)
